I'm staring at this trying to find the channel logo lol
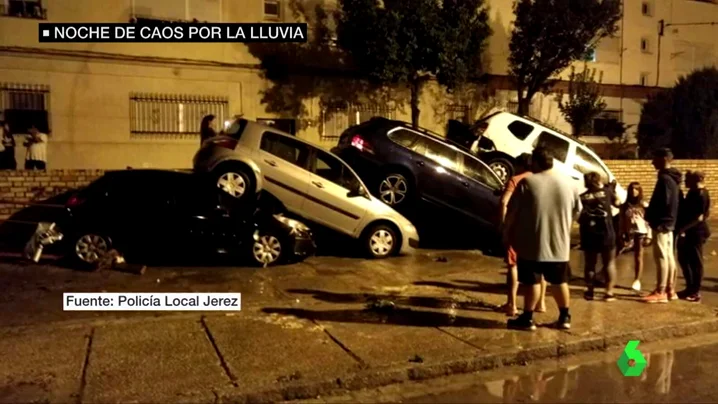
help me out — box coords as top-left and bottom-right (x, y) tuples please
(617, 340), (647, 377)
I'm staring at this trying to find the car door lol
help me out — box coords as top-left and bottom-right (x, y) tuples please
(408, 134), (466, 212)
(302, 148), (369, 235)
(254, 131), (312, 213)
(458, 153), (504, 228)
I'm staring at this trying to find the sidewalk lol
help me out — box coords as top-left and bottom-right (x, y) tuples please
(3, 245), (718, 403)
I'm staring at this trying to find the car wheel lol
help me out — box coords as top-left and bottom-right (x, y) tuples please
(364, 224), (399, 259)
(378, 172), (411, 207)
(71, 233), (111, 268)
(213, 166), (253, 201)
(487, 158), (514, 183)
(251, 230), (285, 266)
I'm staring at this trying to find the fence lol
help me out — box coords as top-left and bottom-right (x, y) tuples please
(321, 103), (395, 140)
(0, 83), (51, 134)
(129, 93), (229, 137)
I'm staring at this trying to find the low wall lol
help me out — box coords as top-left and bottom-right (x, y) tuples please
(1, 160), (717, 221)
(605, 160), (718, 199)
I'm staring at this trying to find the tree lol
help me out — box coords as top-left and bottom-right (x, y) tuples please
(337, 0), (491, 127)
(555, 64), (607, 137)
(638, 67), (718, 158)
(508, 0), (621, 116)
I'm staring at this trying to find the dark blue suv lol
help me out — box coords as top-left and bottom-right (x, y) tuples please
(332, 118), (504, 235)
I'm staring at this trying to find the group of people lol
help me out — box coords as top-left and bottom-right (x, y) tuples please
(500, 147), (711, 331)
(0, 120), (49, 170)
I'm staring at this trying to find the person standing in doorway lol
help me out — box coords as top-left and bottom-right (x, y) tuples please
(644, 148), (682, 303)
(504, 147), (582, 331)
(0, 121), (16, 170)
(200, 114), (218, 146)
(499, 153), (547, 316)
(579, 172), (621, 301)
(676, 171), (711, 302)
(24, 125), (47, 170)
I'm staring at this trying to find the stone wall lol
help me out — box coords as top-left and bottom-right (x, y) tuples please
(0, 170), (104, 220)
(1, 160), (718, 221)
(605, 160), (718, 199)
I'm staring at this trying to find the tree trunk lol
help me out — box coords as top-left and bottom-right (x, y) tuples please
(516, 89), (529, 116)
(410, 79), (422, 128)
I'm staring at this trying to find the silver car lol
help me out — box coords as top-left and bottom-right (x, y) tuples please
(193, 118), (420, 259)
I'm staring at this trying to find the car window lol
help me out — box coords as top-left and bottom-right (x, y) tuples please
(461, 155), (503, 190)
(508, 120), (534, 140)
(533, 131), (570, 162)
(574, 146), (610, 183)
(387, 128), (419, 148)
(314, 150), (361, 191)
(260, 131), (309, 167)
(412, 136), (461, 171)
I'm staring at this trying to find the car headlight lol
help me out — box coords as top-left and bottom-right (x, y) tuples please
(273, 214), (310, 234)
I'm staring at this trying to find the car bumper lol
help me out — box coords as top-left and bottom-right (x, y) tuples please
(399, 229), (420, 255)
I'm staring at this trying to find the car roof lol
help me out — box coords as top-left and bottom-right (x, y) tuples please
(243, 119), (350, 160)
(483, 111), (594, 147)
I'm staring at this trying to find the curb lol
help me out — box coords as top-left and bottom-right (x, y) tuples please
(214, 317), (718, 403)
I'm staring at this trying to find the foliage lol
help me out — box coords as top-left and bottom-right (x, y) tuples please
(555, 64), (607, 137)
(336, 0), (491, 127)
(603, 122), (637, 159)
(638, 67), (718, 158)
(508, 0), (621, 116)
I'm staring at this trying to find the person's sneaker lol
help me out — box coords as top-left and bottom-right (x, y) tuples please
(507, 315), (536, 331)
(555, 313), (571, 330)
(686, 294), (702, 303)
(643, 291), (668, 303)
(677, 289), (692, 299)
(631, 280), (642, 292)
(667, 288), (679, 301)
(604, 293), (616, 302)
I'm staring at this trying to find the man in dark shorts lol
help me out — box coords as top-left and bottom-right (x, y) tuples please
(503, 147), (582, 330)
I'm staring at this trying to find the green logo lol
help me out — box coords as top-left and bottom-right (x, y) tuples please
(617, 340), (647, 377)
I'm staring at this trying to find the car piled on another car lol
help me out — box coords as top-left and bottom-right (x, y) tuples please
(193, 118), (420, 259)
(332, 117), (504, 245)
(58, 169), (315, 268)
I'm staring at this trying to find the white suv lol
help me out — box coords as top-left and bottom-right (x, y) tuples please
(193, 118), (420, 259)
(471, 111), (627, 211)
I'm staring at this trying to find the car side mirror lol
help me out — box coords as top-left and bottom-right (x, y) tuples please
(347, 185), (368, 199)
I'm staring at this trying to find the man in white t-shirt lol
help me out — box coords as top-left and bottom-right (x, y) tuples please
(24, 125), (48, 170)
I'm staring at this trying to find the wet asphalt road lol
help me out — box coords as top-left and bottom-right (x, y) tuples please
(310, 334), (718, 403)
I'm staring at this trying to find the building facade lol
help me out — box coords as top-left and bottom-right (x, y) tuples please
(0, 0), (716, 169)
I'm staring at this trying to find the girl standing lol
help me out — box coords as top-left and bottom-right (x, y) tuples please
(0, 122), (16, 169)
(619, 182), (651, 292)
(677, 171), (711, 302)
(579, 172), (621, 301)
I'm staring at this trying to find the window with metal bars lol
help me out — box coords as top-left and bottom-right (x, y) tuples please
(129, 93), (229, 136)
(321, 103), (395, 140)
(0, 83), (50, 134)
(1, 0), (47, 19)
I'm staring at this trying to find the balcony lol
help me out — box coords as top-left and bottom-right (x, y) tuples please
(1, 1), (47, 20)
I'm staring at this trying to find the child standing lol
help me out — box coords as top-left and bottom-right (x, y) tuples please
(579, 172), (622, 301)
(677, 171), (711, 302)
(619, 182), (651, 292)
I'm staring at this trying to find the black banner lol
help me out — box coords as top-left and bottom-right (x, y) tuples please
(38, 23), (308, 43)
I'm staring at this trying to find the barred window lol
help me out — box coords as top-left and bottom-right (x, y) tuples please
(0, 83), (51, 135)
(1, 0), (47, 19)
(129, 93), (229, 136)
(321, 103), (395, 141)
(447, 104), (470, 124)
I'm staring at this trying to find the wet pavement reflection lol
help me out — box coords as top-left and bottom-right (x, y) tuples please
(404, 342), (718, 403)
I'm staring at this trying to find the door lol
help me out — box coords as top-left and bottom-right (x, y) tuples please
(409, 134), (466, 212)
(255, 131), (312, 212)
(458, 153), (504, 228)
(302, 149), (369, 235)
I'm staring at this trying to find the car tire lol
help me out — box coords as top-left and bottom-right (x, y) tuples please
(69, 232), (112, 270)
(377, 171), (412, 207)
(250, 228), (286, 267)
(487, 158), (514, 183)
(212, 164), (254, 202)
(363, 224), (399, 259)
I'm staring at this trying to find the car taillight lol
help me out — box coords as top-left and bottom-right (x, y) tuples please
(66, 195), (85, 208)
(351, 135), (373, 153)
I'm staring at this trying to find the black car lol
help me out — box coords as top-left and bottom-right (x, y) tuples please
(332, 118), (504, 235)
(58, 169), (315, 268)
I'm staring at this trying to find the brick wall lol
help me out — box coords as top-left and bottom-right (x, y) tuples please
(0, 170), (104, 220)
(605, 160), (718, 198)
